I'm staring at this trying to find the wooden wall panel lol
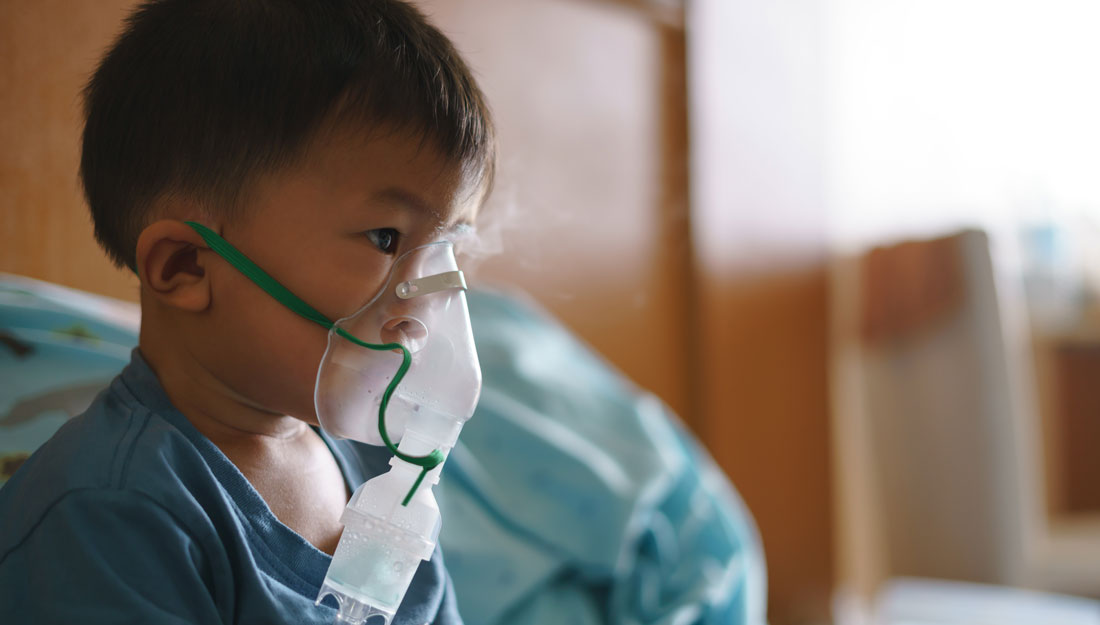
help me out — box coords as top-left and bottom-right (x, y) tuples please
(0, 0), (140, 301)
(700, 270), (832, 623)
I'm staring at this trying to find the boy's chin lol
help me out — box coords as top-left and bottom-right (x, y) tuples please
(232, 388), (319, 426)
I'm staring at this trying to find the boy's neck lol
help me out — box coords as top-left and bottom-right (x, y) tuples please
(140, 319), (350, 555)
(139, 323), (310, 445)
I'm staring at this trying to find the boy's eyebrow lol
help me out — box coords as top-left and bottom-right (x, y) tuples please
(371, 187), (443, 222)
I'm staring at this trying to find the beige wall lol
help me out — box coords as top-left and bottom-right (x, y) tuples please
(689, 1), (834, 622)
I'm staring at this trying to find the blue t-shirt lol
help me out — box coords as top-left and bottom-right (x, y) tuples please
(0, 350), (462, 625)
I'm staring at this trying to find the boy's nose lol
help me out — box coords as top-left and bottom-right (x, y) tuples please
(380, 316), (429, 353)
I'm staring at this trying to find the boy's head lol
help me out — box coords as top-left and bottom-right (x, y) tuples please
(82, 0), (494, 270)
(81, 0), (496, 426)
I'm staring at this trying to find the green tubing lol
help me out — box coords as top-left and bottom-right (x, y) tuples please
(333, 327), (445, 506)
(185, 221), (331, 328)
(185, 221), (444, 506)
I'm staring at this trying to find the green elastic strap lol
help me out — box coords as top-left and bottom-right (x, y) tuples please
(185, 221), (444, 506)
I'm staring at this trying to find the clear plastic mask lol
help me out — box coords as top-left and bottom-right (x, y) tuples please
(315, 241), (481, 446)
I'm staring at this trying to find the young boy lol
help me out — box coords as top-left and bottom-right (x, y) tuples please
(0, 1), (494, 623)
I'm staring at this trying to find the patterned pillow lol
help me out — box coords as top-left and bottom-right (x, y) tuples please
(0, 274), (138, 484)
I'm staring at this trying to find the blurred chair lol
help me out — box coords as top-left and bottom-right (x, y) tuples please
(848, 230), (1015, 584)
(830, 229), (1100, 622)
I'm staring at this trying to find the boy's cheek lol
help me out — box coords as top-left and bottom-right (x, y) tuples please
(204, 271), (329, 419)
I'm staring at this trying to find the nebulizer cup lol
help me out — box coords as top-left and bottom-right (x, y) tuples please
(315, 241), (481, 625)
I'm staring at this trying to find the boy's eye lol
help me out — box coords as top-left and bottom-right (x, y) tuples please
(365, 228), (400, 254)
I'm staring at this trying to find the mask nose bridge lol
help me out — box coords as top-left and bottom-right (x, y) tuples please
(377, 242), (460, 319)
(374, 288), (450, 356)
(378, 253), (432, 321)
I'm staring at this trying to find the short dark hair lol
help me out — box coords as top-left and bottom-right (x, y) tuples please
(81, 0), (495, 269)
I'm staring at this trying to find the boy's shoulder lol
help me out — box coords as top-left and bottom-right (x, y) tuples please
(0, 365), (214, 558)
(0, 363), (243, 624)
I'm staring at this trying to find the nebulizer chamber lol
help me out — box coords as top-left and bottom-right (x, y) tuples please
(315, 241), (480, 625)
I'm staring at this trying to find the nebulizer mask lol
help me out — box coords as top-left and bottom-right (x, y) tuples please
(185, 222), (480, 625)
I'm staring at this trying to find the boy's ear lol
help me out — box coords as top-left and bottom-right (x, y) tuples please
(135, 220), (213, 312)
